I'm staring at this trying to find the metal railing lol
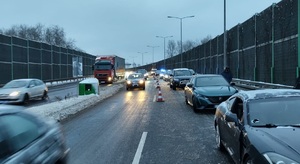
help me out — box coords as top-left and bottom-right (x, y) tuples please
(232, 78), (294, 90)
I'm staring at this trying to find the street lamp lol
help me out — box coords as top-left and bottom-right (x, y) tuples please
(224, 0), (227, 68)
(168, 15), (195, 67)
(137, 52), (148, 66)
(156, 35), (173, 69)
(147, 45), (159, 63)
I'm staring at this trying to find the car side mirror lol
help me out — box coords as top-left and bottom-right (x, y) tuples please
(225, 112), (238, 125)
(186, 83), (193, 87)
(230, 82), (235, 86)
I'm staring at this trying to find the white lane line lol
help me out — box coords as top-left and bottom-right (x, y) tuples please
(132, 132), (148, 164)
(153, 95), (156, 102)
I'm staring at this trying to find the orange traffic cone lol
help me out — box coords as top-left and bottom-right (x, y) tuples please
(156, 89), (164, 102)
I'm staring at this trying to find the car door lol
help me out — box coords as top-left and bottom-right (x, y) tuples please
(34, 80), (45, 97)
(226, 97), (244, 162)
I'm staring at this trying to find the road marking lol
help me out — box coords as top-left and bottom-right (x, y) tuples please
(132, 132), (148, 164)
(153, 95), (156, 102)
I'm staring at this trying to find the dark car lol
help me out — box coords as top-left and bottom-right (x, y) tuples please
(184, 74), (237, 112)
(125, 73), (145, 90)
(0, 105), (69, 164)
(136, 69), (149, 80)
(214, 89), (300, 164)
(170, 68), (193, 90)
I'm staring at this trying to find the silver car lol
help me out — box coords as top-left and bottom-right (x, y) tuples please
(0, 105), (69, 163)
(0, 78), (48, 104)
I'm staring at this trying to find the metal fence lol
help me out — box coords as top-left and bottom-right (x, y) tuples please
(0, 34), (95, 85)
(136, 0), (298, 86)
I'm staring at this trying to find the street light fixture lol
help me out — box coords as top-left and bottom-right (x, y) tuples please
(156, 35), (173, 69)
(137, 52), (148, 66)
(147, 45), (159, 63)
(168, 15), (195, 67)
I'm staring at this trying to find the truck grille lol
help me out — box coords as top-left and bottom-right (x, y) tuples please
(97, 74), (108, 77)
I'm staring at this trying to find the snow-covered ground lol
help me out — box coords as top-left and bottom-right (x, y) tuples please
(26, 83), (125, 121)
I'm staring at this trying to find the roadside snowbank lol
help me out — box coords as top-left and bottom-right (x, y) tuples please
(26, 84), (124, 121)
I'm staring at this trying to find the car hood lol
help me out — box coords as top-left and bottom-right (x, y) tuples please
(127, 78), (143, 82)
(247, 126), (300, 160)
(195, 86), (237, 96)
(0, 88), (25, 94)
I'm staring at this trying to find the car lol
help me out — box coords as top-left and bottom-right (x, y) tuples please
(0, 78), (48, 104)
(150, 68), (157, 76)
(0, 104), (69, 163)
(125, 73), (145, 90)
(184, 74), (238, 112)
(136, 69), (148, 80)
(163, 69), (172, 81)
(214, 89), (300, 164)
(169, 68), (193, 90)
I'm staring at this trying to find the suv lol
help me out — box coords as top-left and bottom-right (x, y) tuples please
(170, 68), (193, 90)
(136, 69), (148, 80)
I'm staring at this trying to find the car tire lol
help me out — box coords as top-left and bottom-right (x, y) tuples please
(192, 97), (198, 113)
(126, 87), (129, 91)
(41, 91), (48, 100)
(142, 87), (145, 90)
(215, 124), (225, 151)
(23, 94), (29, 104)
(185, 96), (188, 105)
(172, 84), (176, 90)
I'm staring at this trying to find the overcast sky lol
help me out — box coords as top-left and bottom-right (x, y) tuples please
(1, 0), (281, 66)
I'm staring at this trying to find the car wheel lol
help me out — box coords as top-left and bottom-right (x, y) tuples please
(23, 94), (29, 104)
(215, 124), (225, 151)
(172, 85), (176, 90)
(185, 96), (188, 105)
(192, 97), (198, 113)
(142, 87), (145, 90)
(126, 87), (129, 91)
(41, 91), (48, 100)
(170, 84), (172, 88)
(243, 156), (253, 164)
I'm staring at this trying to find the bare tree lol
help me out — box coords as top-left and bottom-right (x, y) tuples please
(183, 40), (196, 52)
(166, 40), (177, 58)
(2, 24), (80, 50)
(201, 35), (212, 45)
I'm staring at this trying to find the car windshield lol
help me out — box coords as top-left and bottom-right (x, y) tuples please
(248, 97), (300, 127)
(174, 70), (192, 76)
(195, 76), (229, 87)
(3, 80), (28, 88)
(94, 64), (111, 70)
(136, 70), (146, 74)
(128, 74), (143, 79)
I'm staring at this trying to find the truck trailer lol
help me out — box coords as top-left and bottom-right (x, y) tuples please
(93, 55), (125, 84)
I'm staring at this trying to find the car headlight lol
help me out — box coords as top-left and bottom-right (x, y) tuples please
(9, 91), (20, 97)
(127, 81), (132, 84)
(139, 80), (144, 84)
(263, 152), (298, 164)
(108, 77), (112, 81)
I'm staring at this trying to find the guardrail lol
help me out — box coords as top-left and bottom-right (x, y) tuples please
(232, 78), (294, 90)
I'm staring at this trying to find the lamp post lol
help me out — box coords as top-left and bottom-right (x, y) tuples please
(147, 45), (159, 63)
(224, 0), (227, 68)
(156, 35), (173, 69)
(137, 52), (148, 66)
(167, 15), (195, 67)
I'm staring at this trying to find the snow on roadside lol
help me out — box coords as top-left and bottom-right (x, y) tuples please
(26, 84), (124, 121)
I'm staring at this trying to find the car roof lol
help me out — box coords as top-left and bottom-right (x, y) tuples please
(0, 105), (25, 115)
(10, 78), (40, 82)
(193, 74), (222, 77)
(238, 89), (300, 101)
(173, 68), (189, 71)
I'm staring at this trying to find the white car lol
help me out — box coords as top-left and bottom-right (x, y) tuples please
(0, 78), (48, 104)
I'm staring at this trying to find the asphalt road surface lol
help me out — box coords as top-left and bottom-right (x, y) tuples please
(62, 77), (234, 164)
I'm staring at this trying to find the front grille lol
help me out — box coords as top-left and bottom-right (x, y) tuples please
(207, 96), (230, 103)
(97, 74), (108, 77)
